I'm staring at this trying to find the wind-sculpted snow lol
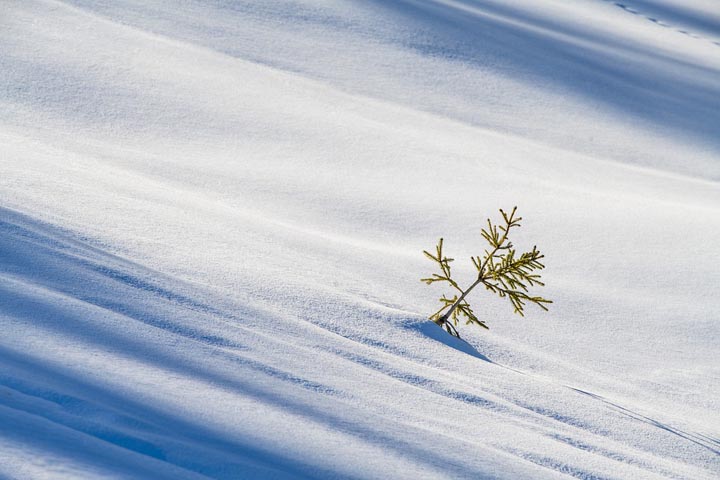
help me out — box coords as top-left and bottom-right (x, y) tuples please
(11, 0), (720, 177)
(1, 208), (718, 479)
(1, 0), (719, 478)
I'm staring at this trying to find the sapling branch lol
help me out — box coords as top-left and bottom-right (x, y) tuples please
(421, 207), (551, 337)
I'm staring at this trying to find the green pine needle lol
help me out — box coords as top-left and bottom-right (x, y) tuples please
(421, 207), (552, 337)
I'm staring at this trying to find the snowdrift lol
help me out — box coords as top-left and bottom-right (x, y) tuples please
(1, 0), (719, 478)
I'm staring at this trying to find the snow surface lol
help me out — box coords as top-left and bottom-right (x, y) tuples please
(1, 0), (719, 478)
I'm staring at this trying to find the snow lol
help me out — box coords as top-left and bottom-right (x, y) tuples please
(1, 0), (719, 478)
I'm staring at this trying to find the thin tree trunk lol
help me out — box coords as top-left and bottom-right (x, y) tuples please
(436, 276), (484, 326)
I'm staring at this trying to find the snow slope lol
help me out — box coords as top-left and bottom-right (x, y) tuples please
(1, 0), (719, 478)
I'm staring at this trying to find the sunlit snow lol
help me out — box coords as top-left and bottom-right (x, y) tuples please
(1, 1), (719, 478)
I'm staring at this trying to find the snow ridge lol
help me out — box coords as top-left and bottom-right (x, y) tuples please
(1, 0), (719, 478)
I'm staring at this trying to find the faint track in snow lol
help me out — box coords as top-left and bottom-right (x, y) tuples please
(571, 388), (720, 456)
(602, 0), (720, 47)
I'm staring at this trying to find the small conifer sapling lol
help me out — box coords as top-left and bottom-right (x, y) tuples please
(422, 207), (551, 337)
